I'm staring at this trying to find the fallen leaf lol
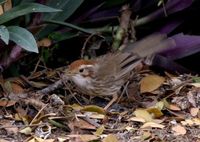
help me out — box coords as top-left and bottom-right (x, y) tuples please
(128, 117), (146, 123)
(0, 100), (16, 107)
(3, 0), (12, 12)
(190, 108), (199, 117)
(102, 134), (118, 142)
(140, 75), (165, 93)
(182, 118), (200, 126)
(155, 101), (165, 110)
(141, 122), (165, 129)
(81, 105), (106, 115)
(146, 108), (163, 118)
(57, 137), (67, 142)
(171, 125), (186, 136)
(37, 38), (52, 47)
(73, 118), (96, 130)
(94, 125), (105, 136)
(141, 131), (151, 140)
(70, 104), (83, 111)
(125, 126), (135, 131)
(19, 127), (32, 135)
(79, 135), (99, 142)
(168, 104), (181, 111)
(2, 120), (18, 134)
(0, 5), (3, 15)
(134, 109), (153, 122)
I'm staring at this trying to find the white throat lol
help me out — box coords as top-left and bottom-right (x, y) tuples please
(71, 74), (91, 87)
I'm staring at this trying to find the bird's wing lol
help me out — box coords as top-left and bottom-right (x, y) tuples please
(95, 52), (141, 82)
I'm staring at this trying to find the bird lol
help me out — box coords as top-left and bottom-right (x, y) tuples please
(65, 34), (167, 109)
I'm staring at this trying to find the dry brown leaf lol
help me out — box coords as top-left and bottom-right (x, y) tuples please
(190, 83), (200, 87)
(141, 122), (165, 129)
(37, 38), (52, 47)
(2, 120), (19, 134)
(88, 113), (105, 119)
(0, 5), (3, 15)
(57, 137), (68, 142)
(3, 0), (12, 11)
(168, 104), (181, 111)
(140, 75), (165, 93)
(0, 100), (16, 107)
(79, 135), (99, 142)
(29, 137), (55, 142)
(128, 117), (146, 123)
(134, 109), (153, 122)
(171, 125), (186, 136)
(102, 134), (118, 142)
(181, 118), (200, 126)
(73, 118), (96, 130)
(190, 107), (199, 117)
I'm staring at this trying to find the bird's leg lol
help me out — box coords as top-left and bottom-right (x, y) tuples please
(104, 95), (118, 110)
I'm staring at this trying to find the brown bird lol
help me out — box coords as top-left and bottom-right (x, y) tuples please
(65, 34), (167, 109)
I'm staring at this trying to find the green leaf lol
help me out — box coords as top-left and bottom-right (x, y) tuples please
(7, 26), (38, 53)
(0, 25), (9, 44)
(49, 32), (79, 43)
(0, 3), (62, 24)
(44, 20), (95, 34)
(36, 0), (84, 39)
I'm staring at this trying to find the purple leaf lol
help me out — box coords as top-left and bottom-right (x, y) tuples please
(136, 0), (193, 26)
(159, 33), (200, 60)
(0, 45), (23, 72)
(157, 19), (183, 34)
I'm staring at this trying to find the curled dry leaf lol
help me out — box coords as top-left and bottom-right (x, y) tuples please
(140, 75), (165, 93)
(128, 117), (146, 123)
(171, 125), (186, 136)
(141, 122), (165, 129)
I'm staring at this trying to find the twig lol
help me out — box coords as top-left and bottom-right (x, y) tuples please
(81, 33), (98, 58)
(30, 103), (48, 125)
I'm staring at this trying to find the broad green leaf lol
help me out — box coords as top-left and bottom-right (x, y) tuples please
(7, 26), (38, 53)
(36, 0), (84, 39)
(0, 25), (9, 44)
(0, 3), (61, 24)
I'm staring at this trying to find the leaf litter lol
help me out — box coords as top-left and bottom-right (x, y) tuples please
(1, 65), (200, 142)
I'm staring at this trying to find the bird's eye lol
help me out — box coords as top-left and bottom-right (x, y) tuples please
(79, 68), (84, 73)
